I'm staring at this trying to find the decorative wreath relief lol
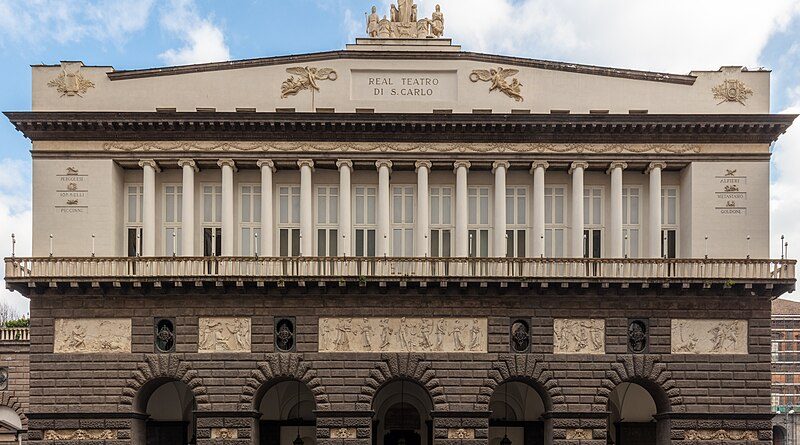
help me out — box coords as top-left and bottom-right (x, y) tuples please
(712, 79), (753, 105)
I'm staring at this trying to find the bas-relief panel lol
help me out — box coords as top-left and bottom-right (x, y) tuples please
(53, 318), (131, 353)
(198, 317), (251, 353)
(684, 429), (757, 440)
(44, 430), (116, 440)
(553, 319), (605, 354)
(319, 317), (487, 353)
(671, 319), (748, 354)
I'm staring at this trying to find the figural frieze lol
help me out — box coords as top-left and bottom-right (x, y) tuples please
(553, 319), (605, 354)
(469, 67), (523, 102)
(53, 318), (131, 353)
(712, 79), (753, 105)
(319, 317), (487, 353)
(684, 429), (758, 441)
(198, 317), (251, 353)
(671, 319), (747, 354)
(44, 429), (116, 440)
(281, 67), (338, 98)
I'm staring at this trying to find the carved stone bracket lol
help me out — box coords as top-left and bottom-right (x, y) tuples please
(594, 355), (684, 413)
(239, 353), (330, 411)
(477, 354), (565, 412)
(358, 353), (447, 411)
(120, 355), (210, 411)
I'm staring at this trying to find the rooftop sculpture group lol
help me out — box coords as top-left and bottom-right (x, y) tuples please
(366, 0), (444, 39)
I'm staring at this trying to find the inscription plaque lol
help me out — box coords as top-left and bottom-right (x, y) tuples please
(351, 70), (458, 101)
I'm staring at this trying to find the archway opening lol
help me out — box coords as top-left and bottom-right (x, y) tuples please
(134, 379), (197, 445)
(0, 406), (23, 443)
(372, 379), (433, 445)
(257, 380), (317, 445)
(607, 382), (668, 445)
(774, 425), (787, 445)
(489, 381), (549, 445)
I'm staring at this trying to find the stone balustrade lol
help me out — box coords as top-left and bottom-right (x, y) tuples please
(0, 327), (29, 342)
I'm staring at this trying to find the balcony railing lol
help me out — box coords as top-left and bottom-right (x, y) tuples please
(4, 256), (795, 282)
(0, 327), (29, 342)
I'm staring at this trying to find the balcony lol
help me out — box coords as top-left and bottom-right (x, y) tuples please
(4, 257), (795, 296)
(0, 327), (29, 342)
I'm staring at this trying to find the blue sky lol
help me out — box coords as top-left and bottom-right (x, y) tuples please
(1, 0), (800, 313)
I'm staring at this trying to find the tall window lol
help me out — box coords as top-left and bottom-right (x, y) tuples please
(354, 186), (377, 257)
(163, 185), (183, 256)
(392, 186), (414, 256)
(622, 187), (640, 258)
(544, 186), (565, 257)
(661, 187), (679, 258)
(278, 186), (301, 257)
(125, 184), (143, 257)
(202, 184), (222, 256)
(468, 186), (490, 257)
(506, 186), (527, 257)
(430, 186), (453, 257)
(583, 187), (603, 258)
(317, 186), (339, 256)
(240, 185), (261, 256)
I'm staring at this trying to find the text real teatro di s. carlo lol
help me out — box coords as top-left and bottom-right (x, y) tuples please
(2, 1), (797, 444)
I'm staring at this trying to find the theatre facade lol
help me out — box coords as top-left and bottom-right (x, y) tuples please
(3, 3), (798, 444)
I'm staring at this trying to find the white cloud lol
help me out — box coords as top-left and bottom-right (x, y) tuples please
(0, 0), (154, 47)
(158, 0), (230, 66)
(421, 0), (800, 73)
(0, 159), (31, 316)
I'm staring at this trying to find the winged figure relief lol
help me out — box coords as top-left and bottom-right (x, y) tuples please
(469, 67), (523, 102)
(280, 66), (338, 98)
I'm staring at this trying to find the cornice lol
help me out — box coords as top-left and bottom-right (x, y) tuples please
(5, 112), (795, 144)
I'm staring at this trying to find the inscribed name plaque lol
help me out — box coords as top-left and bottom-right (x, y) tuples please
(198, 317), (251, 352)
(351, 70), (458, 101)
(319, 317), (487, 352)
(553, 319), (605, 354)
(671, 319), (747, 354)
(54, 318), (131, 353)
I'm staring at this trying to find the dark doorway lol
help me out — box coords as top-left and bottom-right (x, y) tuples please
(489, 382), (548, 445)
(256, 381), (317, 445)
(613, 421), (656, 445)
(146, 421), (189, 444)
(372, 380), (433, 445)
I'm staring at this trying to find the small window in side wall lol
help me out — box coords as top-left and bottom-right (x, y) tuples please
(510, 319), (530, 353)
(154, 318), (176, 353)
(275, 317), (296, 352)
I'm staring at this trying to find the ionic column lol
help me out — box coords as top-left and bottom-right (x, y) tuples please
(298, 159), (315, 257)
(569, 161), (589, 258)
(492, 161), (509, 257)
(138, 159), (159, 257)
(178, 159), (198, 256)
(376, 160), (392, 256)
(415, 161), (432, 257)
(454, 161), (471, 257)
(531, 161), (549, 258)
(337, 160), (353, 256)
(647, 162), (667, 258)
(608, 161), (627, 258)
(257, 160), (275, 257)
(217, 159), (236, 256)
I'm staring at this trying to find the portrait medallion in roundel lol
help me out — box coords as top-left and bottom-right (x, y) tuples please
(627, 319), (648, 354)
(0, 367), (8, 390)
(155, 319), (176, 353)
(275, 318), (295, 352)
(510, 320), (530, 353)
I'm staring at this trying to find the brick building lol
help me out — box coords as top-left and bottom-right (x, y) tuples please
(2, 2), (798, 444)
(772, 299), (800, 445)
(0, 328), (29, 443)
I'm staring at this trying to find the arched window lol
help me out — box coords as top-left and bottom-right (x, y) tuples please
(0, 406), (23, 443)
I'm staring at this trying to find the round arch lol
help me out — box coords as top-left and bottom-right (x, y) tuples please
(372, 378), (434, 445)
(606, 382), (667, 445)
(132, 378), (197, 445)
(254, 378), (317, 445)
(774, 424), (787, 445)
(489, 380), (551, 445)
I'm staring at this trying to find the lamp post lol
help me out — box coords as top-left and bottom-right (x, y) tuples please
(10, 233), (15, 258)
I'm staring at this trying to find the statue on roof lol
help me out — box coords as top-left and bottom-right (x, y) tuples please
(366, 1), (444, 39)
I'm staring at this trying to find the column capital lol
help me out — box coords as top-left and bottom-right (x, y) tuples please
(646, 161), (667, 174)
(375, 159), (393, 171)
(217, 159), (238, 171)
(530, 161), (550, 173)
(415, 160), (432, 172)
(606, 161), (628, 175)
(138, 159), (161, 172)
(569, 161), (589, 174)
(453, 160), (471, 173)
(491, 160), (510, 173)
(177, 159), (198, 172)
(297, 159), (315, 170)
(336, 159), (353, 170)
(257, 159), (276, 172)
